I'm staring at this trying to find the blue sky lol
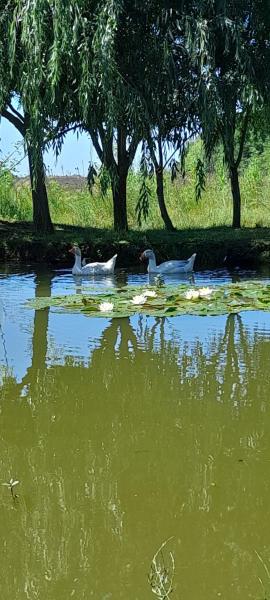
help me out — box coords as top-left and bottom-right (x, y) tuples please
(0, 116), (100, 176)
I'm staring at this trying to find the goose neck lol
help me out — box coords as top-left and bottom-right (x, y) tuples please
(147, 253), (157, 272)
(73, 253), (82, 274)
(149, 253), (157, 267)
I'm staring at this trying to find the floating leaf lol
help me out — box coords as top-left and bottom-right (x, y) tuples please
(26, 282), (270, 319)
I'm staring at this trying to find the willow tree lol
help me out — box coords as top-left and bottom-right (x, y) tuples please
(37, 0), (141, 231)
(8, 0), (196, 233)
(83, 1), (145, 231)
(80, 1), (192, 231)
(0, 1), (53, 233)
(25, 0), (143, 232)
(2, 0), (104, 233)
(129, 3), (180, 231)
(1, 102), (54, 233)
(133, 5), (197, 231)
(179, 0), (270, 228)
(103, 0), (199, 232)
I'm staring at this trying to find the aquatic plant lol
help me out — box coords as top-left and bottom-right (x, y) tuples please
(255, 550), (270, 599)
(27, 281), (270, 319)
(148, 537), (175, 599)
(99, 301), (114, 312)
(131, 294), (147, 305)
(2, 478), (19, 500)
(143, 290), (157, 298)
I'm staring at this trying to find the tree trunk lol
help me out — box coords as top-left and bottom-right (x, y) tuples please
(155, 167), (175, 231)
(2, 105), (53, 234)
(89, 125), (138, 232)
(229, 164), (241, 228)
(27, 144), (53, 234)
(112, 167), (128, 232)
(112, 126), (129, 232)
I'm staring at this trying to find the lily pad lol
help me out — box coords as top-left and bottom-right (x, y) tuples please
(26, 282), (270, 318)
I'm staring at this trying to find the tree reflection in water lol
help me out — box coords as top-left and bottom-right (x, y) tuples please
(0, 272), (270, 599)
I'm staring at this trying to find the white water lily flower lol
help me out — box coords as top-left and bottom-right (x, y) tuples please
(99, 302), (114, 312)
(143, 290), (157, 298)
(199, 287), (214, 298)
(131, 294), (147, 305)
(184, 289), (200, 300)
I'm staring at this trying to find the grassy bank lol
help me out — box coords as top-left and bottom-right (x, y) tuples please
(1, 220), (270, 269)
(1, 140), (270, 268)
(1, 139), (270, 231)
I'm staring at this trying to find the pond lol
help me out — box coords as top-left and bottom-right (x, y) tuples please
(1, 263), (270, 600)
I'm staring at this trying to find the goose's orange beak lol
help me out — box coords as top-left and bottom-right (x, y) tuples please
(139, 252), (145, 262)
(69, 246), (75, 255)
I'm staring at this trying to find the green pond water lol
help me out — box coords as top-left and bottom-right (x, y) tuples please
(1, 264), (270, 600)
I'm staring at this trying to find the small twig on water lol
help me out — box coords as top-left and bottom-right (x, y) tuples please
(148, 537), (175, 599)
(255, 549), (270, 599)
(2, 478), (19, 501)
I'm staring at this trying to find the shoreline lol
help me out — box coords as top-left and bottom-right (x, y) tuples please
(1, 220), (270, 270)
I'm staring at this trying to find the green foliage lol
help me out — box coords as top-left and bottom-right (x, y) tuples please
(136, 144), (153, 226)
(2, 136), (270, 230)
(136, 177), (152, 227)
(195, 158), (206, 202)
(28, 281), (270, 319)
(1, 0), (270, 232)
(178, 1), (270, 226)
(0, 169), (16, 217)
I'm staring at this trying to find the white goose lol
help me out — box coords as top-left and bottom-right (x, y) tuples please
(69, 245), (117, 275)
(140, 249), (196, 274)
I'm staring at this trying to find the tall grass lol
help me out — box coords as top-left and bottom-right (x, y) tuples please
(1, 139), (270, 230)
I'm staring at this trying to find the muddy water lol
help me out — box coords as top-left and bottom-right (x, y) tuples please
(0, 264), (270, 600)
